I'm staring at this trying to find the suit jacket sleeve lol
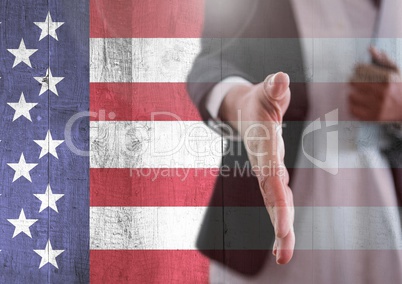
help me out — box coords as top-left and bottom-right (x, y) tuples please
(186, 0), (257, 122)
(186, 0), (308, 123)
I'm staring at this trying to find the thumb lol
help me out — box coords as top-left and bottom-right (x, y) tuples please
(262, 72), (291, 114)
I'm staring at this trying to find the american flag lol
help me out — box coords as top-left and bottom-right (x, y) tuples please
(0, 0), (211, 282)
(2, 0), (402, 283)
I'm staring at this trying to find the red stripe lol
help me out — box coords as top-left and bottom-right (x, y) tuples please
(90, 168), (217, 207)
(207, 250), (402, 281)
(90, 83), (201, 121)
(90, 82), (402, 122)
(90, 0), (204, 38)
(90, 250), (209, 283)
(90, 249), (402, 283)
(89, 0), (389, 38)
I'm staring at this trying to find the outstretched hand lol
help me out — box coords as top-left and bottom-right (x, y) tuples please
(219, 72), (294, 264)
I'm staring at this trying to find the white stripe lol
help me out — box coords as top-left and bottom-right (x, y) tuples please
(90, 121), (392, 169)
(90, 38), (402, 83)
(295, 206), (402, 250)
(90, 38), (200, 83)
(90, 121), (223, 168)
(90, 207), (207, 250)
(90, 206), (402, 250)
(300, 38), (402, 83)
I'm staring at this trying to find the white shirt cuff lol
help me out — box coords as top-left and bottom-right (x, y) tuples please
(205, 77), (253, 119)
(205, 76), (253, 140)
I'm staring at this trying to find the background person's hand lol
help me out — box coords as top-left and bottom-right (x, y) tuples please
(219, 72), (294, 264)
(349, 47), (402, 121)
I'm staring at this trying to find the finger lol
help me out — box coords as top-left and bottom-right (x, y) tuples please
(273, 240), (277, 256)
(263, 72), (291, 115)
(349, 91), (376, 108)
(282, 166), (290, 187)
(349, 103), (374, 120)
(352, 64), (393, 83)
(278, 127), (285, 159)
(350, 81), (385, 94)
(274, 197), (293, 239)
(369, 46), (399, 71)
(263, 176), (293, 239)
(265, 72), (290, 100)
(275, 227), (295, 265)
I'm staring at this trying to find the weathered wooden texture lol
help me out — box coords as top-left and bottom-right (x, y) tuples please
(0, 0), (89, 283)
(89, 0), (211, 283)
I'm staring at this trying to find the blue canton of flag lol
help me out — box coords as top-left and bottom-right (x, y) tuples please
(0, 1), (89, 283)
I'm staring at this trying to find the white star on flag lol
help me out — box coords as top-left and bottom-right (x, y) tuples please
(7, 153), (38, 182)
(34, 130), (64, 159)
(34, 12), (64, 41)
(34, 68), (64, 96)
(34, 239), (64, 269)
(34, 184), (64, 213)
(7, 92), (37, 122)
(7, 209), (38, 238)
(7, 39), (38, 68)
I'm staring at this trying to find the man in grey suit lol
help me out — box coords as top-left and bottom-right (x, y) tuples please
(187, 0), (402, 282)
